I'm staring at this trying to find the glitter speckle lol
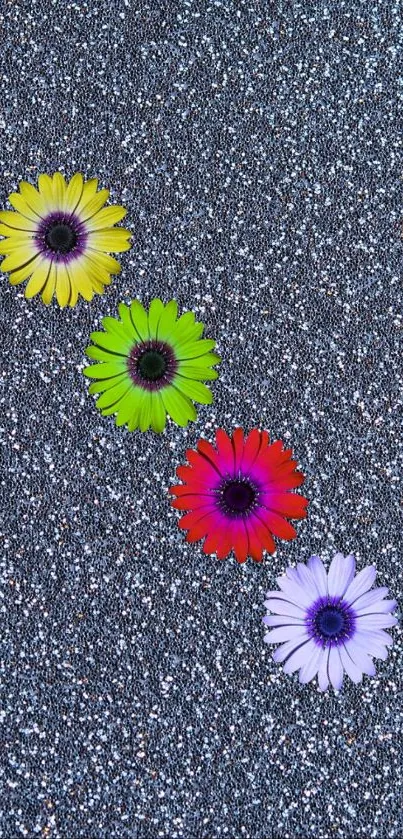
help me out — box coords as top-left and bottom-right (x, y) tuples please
(1, 0), (402, 837)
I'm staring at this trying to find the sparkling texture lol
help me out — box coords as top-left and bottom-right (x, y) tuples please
(0, 0), (402, 837)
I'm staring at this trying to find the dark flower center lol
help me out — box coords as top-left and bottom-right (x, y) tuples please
(306, 597), (357, 648)
(127, 339), (177, 392)
(315, 607), (345, 638)
(137, 350), (167, 382)
(219, 479), (257, 517)
(45, 222), (77, 254)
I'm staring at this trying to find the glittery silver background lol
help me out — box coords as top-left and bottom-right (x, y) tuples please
(1, 1), (402, 837)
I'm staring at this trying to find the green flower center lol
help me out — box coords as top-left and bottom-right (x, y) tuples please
(137, 350), (167, 382)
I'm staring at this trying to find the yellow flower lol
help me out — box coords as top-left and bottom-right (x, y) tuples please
(0, 173), (131, 306)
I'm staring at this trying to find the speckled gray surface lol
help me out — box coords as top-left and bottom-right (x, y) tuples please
(1, 1), (402, 837)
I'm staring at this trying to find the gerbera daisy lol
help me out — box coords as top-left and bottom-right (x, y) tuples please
(0, 172), (131, 306)
(83, 298), (220, 432)
(169, 428), (308, 563)
(263, 553), (398, 691)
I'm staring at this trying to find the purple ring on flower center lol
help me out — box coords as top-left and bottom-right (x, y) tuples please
(127, 339), (178, 391)
(305, 595), (357, 648)
(217, 477), (258, 518)
(35, 212), (87, 262)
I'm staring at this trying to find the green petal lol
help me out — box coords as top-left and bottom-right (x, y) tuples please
(89, 329), (132, 356)
(101, 316), (134, 344)
(177, 363), (219, 381)
(95, 379), (133, 410)
(155, 300), (178, 341)
(130, 300), (148, 341)
(115, 387), (143, 428)
(139, 391), (153, 431)
(150, 392), (167, 433)
(169, 311), (204, 346)
(161, 385), (197, 427)
(88, 372), (128, 394)
(83, 361), (127, 379)
(85, 345), (125, 363)
(147, 298), (165, 339)
(118, 302), (141, 342)
(174, 377), (213, 405)
(175, 338), (217, 360)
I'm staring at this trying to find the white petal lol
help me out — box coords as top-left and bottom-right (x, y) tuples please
(318, 648), (330, 691)
(264, 625), (308, 644)
(352, 586), (389, 611)
(354, 631), (389, 661)
(299, 644), (323, 684)
(355, 599), (398, 616)
(272, 633), (310, 664)
(368, 629), (394, 647)
(275, 576), (313, 608)
(263, 614), (305, 627)
(285, 566), (300, 584)
(327, 553), (356, 598)
(328, 647), (344, 690)
(344, 638), (376, 676)
(307, 555), (327, 597)
(295, 563), (319, 599)
(339, 645), (363, 684)
(264, 597), (306, 618)
(356, 614), (398, 630)
(283, 639), (317, 675)
(344, 565), (377, 604)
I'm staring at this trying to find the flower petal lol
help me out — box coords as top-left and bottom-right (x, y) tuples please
(328, 647), (344, 690)
(264, 625), (308, 644)
(344, 565), (377, 604)
(272, 633), (310, 664)
(283, 638), (317, 675)
(299, 644), (324, 684)
(327, 553), (356, 598)
(306, 555), (328, 598)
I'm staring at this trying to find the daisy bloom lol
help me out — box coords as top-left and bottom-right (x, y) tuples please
(263, 553), (399, 691)
(83, 299), (220, 432)
(0, 172), (131, 306)
(169, 428), (308, 563)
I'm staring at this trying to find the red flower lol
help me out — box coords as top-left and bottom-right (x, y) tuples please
(169, 428), (309, 563)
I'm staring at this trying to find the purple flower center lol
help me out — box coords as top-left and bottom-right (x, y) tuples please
(306, 596), (356, 648)
(127, 340), (177, 391)
(36, 212), (87, 262)
(219, 478), (257, 517)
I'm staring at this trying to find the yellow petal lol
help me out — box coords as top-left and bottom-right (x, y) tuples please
(0, 234), (35, 253)
(75, 178), (99, 216)
(55, 262), (71, 307)
(37, 173), (56, 210)
(87, 229), (131, 253)
(52, 173), (67, 212)
(66, 173), (84, 213)
(41, 262), (57, 305)
(0, 210), (36, 231)
(86, 250), (121, 274)
(68, 274), (79, 307)
(24, 259), (51, 299)
(19, 181), (47, 217)
(1, 245), (38, 272)
(8, 193), (41, 221)
(78, 190), (110, 221)
(85, 206), (127, 231)
(66, 256), (94, 301)
(8, 254), (41, 285)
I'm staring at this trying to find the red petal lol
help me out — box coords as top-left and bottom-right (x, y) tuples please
(196, 438), (223, 474)
(241, 428), (262, 474)
(232, 427), (245, 472)
(215, 428), (235, 475)
(262, 492), (309, 519)
(260, 510), (297, 540)
(250, 513), (276, 554)
(230, 519), (249, 563)
(184, 449), (221, 483)
(169, 484), (215, 498)
(262, 471), (305, 491)
(214, 529), (234, 560)
(171, 496), (216, 512)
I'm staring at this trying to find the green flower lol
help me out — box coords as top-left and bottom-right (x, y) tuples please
(83, 299), (220, 432)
